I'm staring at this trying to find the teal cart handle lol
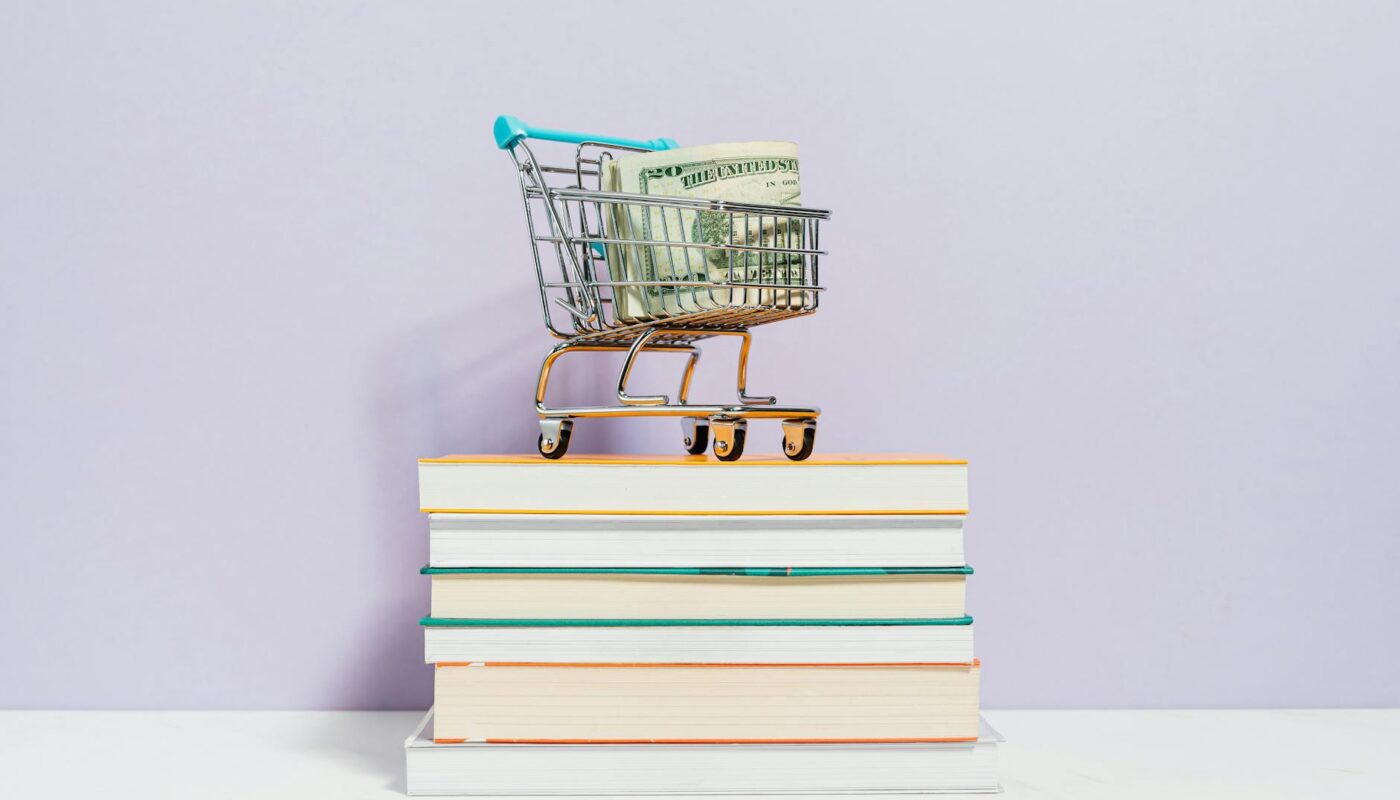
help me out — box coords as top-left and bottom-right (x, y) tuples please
(494, 115), (677, 151)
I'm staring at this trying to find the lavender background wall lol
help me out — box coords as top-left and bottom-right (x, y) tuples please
(3, 1), (1398, 710)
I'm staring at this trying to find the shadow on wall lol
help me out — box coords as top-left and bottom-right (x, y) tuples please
(339, 285), (626, 709)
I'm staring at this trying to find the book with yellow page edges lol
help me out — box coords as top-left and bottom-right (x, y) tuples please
(417, 453), (969, 515)
(406, 454), (998, 795)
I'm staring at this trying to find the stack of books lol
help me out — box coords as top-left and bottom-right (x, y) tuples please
(404, 454), (1000, 796)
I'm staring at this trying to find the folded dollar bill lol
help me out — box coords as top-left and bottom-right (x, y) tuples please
(603, 141), (807, 323)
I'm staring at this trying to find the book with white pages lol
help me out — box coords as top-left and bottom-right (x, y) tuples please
(422, 618), (974, 664)
(431, 662), (980, 743)
(404, 709), (1002, 796)
(418, 454), (969, 515)
(429, 513), (965, 568)
(423, 567), (971, 620)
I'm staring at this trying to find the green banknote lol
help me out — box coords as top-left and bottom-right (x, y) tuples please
(603, 142), (806, 322)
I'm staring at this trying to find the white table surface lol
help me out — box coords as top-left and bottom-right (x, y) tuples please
(0, 710), (1394, 799)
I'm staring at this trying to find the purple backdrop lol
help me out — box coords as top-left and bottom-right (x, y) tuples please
(3, 1), (1398, 710)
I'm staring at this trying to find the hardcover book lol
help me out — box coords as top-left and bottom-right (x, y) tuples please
(406, 709), (1003, 795)
(427, 513), (966, 568)
(423, 566), (972, 620)
(418, 454), (969, 515)
(421, 616), (975, 664)
(432, 662), (981, 744)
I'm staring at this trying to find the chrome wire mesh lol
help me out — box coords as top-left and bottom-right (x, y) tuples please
(509, 141), (830, 345)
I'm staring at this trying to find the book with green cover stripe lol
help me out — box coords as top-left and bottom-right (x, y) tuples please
(423, 566), (973, 622)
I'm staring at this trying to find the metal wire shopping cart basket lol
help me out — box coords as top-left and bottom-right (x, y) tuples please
(495, 115), (831, 461)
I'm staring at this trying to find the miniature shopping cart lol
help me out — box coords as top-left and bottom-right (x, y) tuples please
(495, 115), (831, 461)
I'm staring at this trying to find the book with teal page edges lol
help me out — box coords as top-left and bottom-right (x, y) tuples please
(422, 566), (974, 620)
(420, 567), (976, 664)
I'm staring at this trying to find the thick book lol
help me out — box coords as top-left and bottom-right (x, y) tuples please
(432, 662), (981, 744)
(423, 567), (971, 620)
(427, 512), (966, 568)
(405, 709), (1003, 795)
(418, 454), (969, 515)
(421, 617), (975, 664)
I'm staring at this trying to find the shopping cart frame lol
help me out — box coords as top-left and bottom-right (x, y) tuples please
(495, 115), (830, 461)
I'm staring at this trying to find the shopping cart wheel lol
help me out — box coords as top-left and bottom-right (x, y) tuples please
(537, 419), (573, 460)
(711, 418), (746, 462)
(681, 418), (709, 455)
(781, 419), (817, 461)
